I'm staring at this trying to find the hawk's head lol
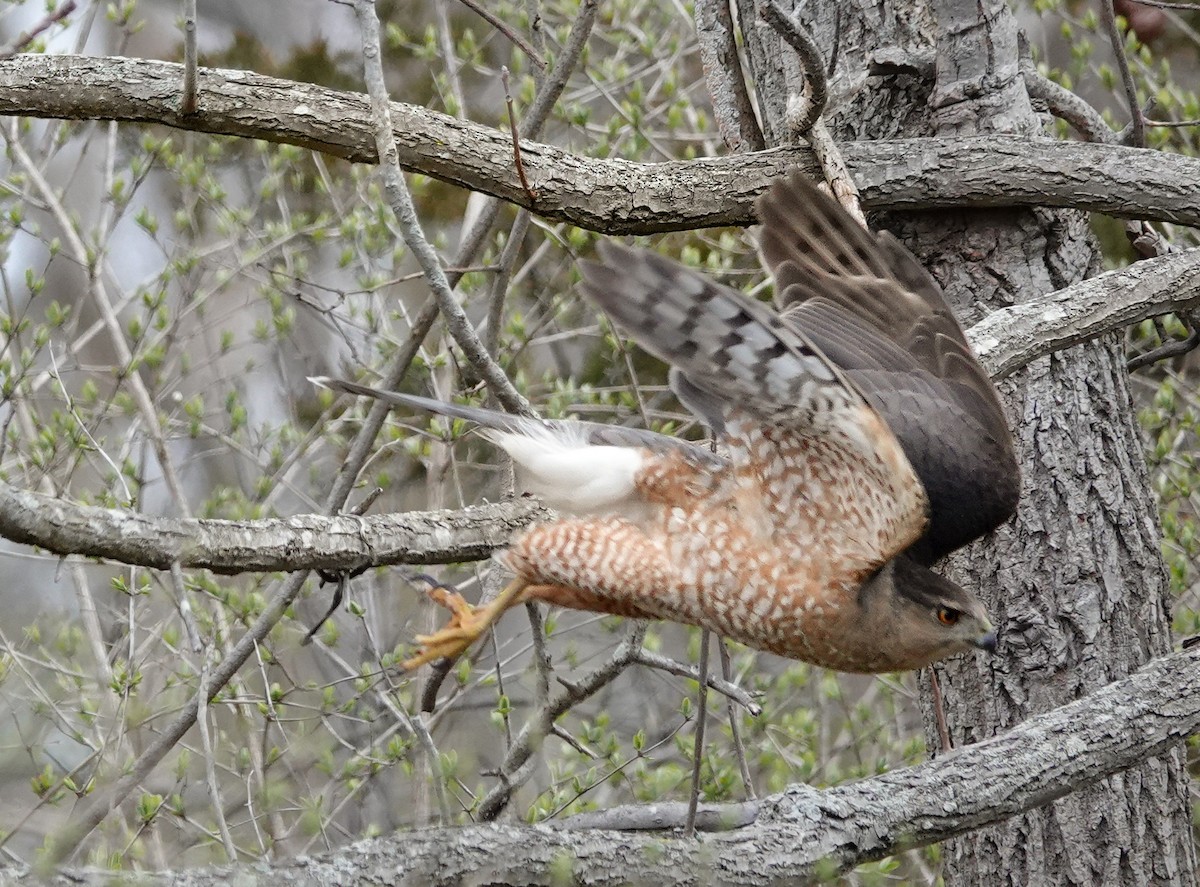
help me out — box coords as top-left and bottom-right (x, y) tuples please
(857, 556), (996, 671)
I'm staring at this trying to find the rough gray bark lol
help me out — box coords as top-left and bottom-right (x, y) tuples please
(727, 0), (1197, 884)
(694, 0), (764, 152)
(0, 482), (549, 572)
(920, 2), (1196, 883)
(967, 247), (1200, 380)
(5, 646), (1200, 885)
(0, 56), (1199, 231)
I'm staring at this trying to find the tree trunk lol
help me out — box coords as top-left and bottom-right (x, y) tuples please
(733, 0), (1196, 883)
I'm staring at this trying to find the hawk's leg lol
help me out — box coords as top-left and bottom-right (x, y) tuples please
(400, 577), (665, 671)
(529, 584), (661, 620)
(401, 578), (530, 671)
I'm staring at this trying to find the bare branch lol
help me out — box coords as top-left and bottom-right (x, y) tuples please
(1100, 0), (1145, 148)
(1123, 0), (1200, 8)
(0, 1), (76, 59)
(693, 0), (765, 152)
(630, 648), (761, 714)
(760, 0), (828, 136)
(180, 0), (198, 114)
(685, 630), (711, 837)
(450, 0), (547, 71)
(1, 56), (1199, 231)
(1128, 312), (1200, 370)
(968, 247), (1200, 379)
(1018, 33), (1115, 144)
(501, 66), (537, 203)
(353, 0), (532, 415)
(0, 482), (549, 573)
(476, 623), (648, 821)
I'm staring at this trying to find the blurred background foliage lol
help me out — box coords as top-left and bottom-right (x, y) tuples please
(0, 0), (1195, 880)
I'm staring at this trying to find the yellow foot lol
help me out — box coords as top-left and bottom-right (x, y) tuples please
(400, 586), (483, 671)
(401, 578), (529, 672)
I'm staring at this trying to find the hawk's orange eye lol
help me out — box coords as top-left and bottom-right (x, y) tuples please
(937, 607), (960, 626)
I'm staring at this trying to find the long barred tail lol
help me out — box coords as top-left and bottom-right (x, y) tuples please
(309, 376), (715, 460)
(310, 376), (718, 517)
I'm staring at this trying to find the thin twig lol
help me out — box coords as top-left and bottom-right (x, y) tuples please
(524, 0), (545, 60)
(524, 599), (554, 720)
(1018, 33), (1116, 144)
(1118, 96), (1158, 145)
(315, 640), (453, 825)
(1128, 312), (1200, 370)
(433, 0), (467, 118)
(401, 704), (454, 824)
(551, 723), (595, 759)
(197, 653), (238, 861)
(517, 0), (598, 140)
(8, 131), (193, 516)
(484, 208), (534, 356)
(169, 561), (203, 653)
(453, 0), (546, 70)
(353, 0), (533, 416)
(419, 649), (458, 714)
(489, 596), (515, 748)
(684, 631), (711, 838)
(758, 1), (862, 224)
(180, 0), (198, 114)
(502, 66), (538, 203)
(477, 623), (648, 820)
(1100, 0), (1145, 148)
(1124, 0), (1199, 9)
(1146, 118), (1200, 128)
(546, 720), (690, 820)
(0, 0), (76, 60)
(53, 570), (313, 863)
(631, 648), (761, 714)
(1017, 33), (1175, 269)
(719, 640), (756, 799)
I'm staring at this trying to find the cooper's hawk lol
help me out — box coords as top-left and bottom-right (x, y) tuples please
(315, 172), (1018, 674)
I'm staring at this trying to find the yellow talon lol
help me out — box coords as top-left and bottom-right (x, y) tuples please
(401, 578), (529, 671)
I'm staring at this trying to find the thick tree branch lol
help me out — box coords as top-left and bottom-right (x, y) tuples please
(0, 483), (548, 572)
(693, 0), (765, 152)
(11, 646), (1200, 885)
(0, 55), (1198, 231)
(969, 247), (1200, 379)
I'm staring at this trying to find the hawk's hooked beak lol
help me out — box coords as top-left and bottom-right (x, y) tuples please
(972, 624), (998, 653)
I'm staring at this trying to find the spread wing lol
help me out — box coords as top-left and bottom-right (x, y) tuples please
(580, 242), (849, 426)
(578, 241), (930, 568)
(755, 173), (1020, 563)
